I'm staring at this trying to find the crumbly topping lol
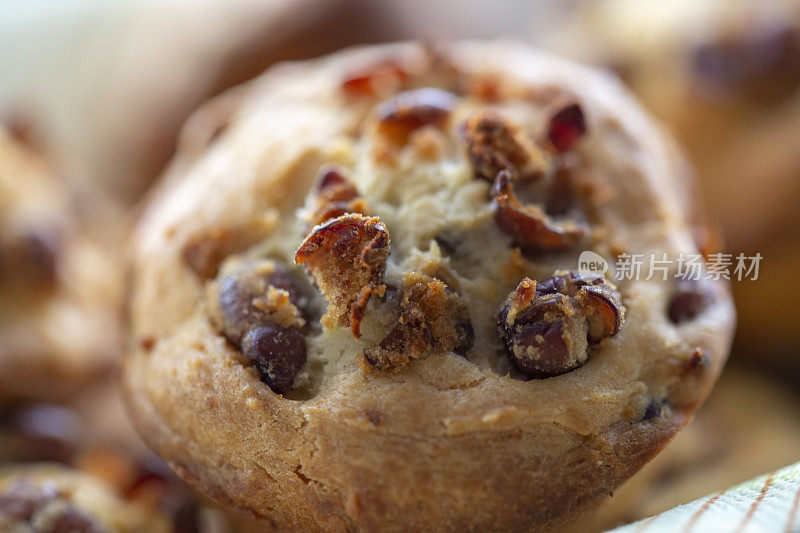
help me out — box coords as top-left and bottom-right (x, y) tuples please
(497, 272), (624, 378)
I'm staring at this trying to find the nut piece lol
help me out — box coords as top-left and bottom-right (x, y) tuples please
(545, 101), (587, 154)
(668, 279), (710, 324)
(209, 259), (306, 344)
(492, 170), (585, 251)
(361, 305), (431, 372)
(375, 88), (457, 144)
(295, 213), (390, 338)
(305, 166), (368, 229)
(241, 325), (307, 395)
(342, 59), (410, 98)
(461, 112), (547, 181)
(402, 271), (474, 355)
(207, 258), (307, 393)
(496, 271), (624, 378)
(361, 272), (474, 372)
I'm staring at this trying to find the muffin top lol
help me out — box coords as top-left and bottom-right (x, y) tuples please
(124, 42), (734, 530)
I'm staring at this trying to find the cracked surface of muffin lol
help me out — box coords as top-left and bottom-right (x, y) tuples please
(123, 42), (734, 531)
(0, 129), (119, 403)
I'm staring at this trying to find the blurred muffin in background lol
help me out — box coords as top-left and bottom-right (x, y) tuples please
(0, 0), (394, 222)
(0, 128), (119, 404)
(0, 383), (241, 532)
(566, 365), (800, 530)
(544, 0), (800, 367)
(0, 464), (174, 532)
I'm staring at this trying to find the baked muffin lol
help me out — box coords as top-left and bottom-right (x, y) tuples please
(0, 129), (118, 403)
(123, 42), (734, 531)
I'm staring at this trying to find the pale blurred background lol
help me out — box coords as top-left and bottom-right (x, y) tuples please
(1, 1), (798, 530)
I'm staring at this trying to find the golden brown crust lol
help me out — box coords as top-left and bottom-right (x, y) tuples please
(123, 41), (734, 531)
